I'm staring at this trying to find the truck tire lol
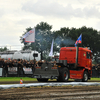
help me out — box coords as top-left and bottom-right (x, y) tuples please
(37, 78), (48, 82)
(82, 71), (88, 82)
(59, 67), (69, 82)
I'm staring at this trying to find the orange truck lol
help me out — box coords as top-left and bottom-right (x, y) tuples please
(34, 47), (92, 82)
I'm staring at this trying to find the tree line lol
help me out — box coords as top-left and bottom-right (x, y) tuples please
(20, 22), (100, 63)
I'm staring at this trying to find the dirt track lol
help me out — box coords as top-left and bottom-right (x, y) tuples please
(0, 84), (100, 100)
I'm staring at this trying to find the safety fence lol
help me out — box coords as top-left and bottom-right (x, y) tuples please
(0, 67), (33, 77)
(92, 69), (100, 78)
(0, 68), (100, 78)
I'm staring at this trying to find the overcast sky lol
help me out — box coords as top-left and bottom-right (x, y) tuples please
(0, 0), (100, 50)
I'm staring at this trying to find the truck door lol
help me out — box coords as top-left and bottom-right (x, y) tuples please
(86, 52), (92, 68)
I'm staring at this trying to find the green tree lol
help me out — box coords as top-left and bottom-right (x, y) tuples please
(20, 22), (54, 60)
(54, 27), (75, 47)
(0, 47), (8, 52)
(68, 26), (100, 54)
(20, 23), (100, 62)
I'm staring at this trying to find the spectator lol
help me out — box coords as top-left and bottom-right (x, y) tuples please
(0, 58), (3, 68)
(18, 61), (23, 76)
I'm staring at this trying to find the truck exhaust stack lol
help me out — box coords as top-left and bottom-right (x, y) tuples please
(75, 46), (78, 68)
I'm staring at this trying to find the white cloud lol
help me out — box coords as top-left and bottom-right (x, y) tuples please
(22, 0), (100, 19)
(0, 0), (100, 50)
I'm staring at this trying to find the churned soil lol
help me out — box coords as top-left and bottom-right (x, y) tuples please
(0, 81), (100, 100)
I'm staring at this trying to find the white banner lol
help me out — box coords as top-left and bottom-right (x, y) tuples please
(8, 67), (17, 74)
(23, 68), (33, 74)
(0, 68), (3, 76)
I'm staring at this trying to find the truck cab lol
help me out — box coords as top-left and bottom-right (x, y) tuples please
(59, 47), (92, 81)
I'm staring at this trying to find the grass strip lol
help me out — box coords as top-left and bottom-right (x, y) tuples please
(0, 77), (100, 82)
(0, 77), (37, 82)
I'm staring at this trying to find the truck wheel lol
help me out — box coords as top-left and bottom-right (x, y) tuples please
(82, 71), (88, 82)
(37, 78), (48, 82)
(60, 67), (69, 82)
